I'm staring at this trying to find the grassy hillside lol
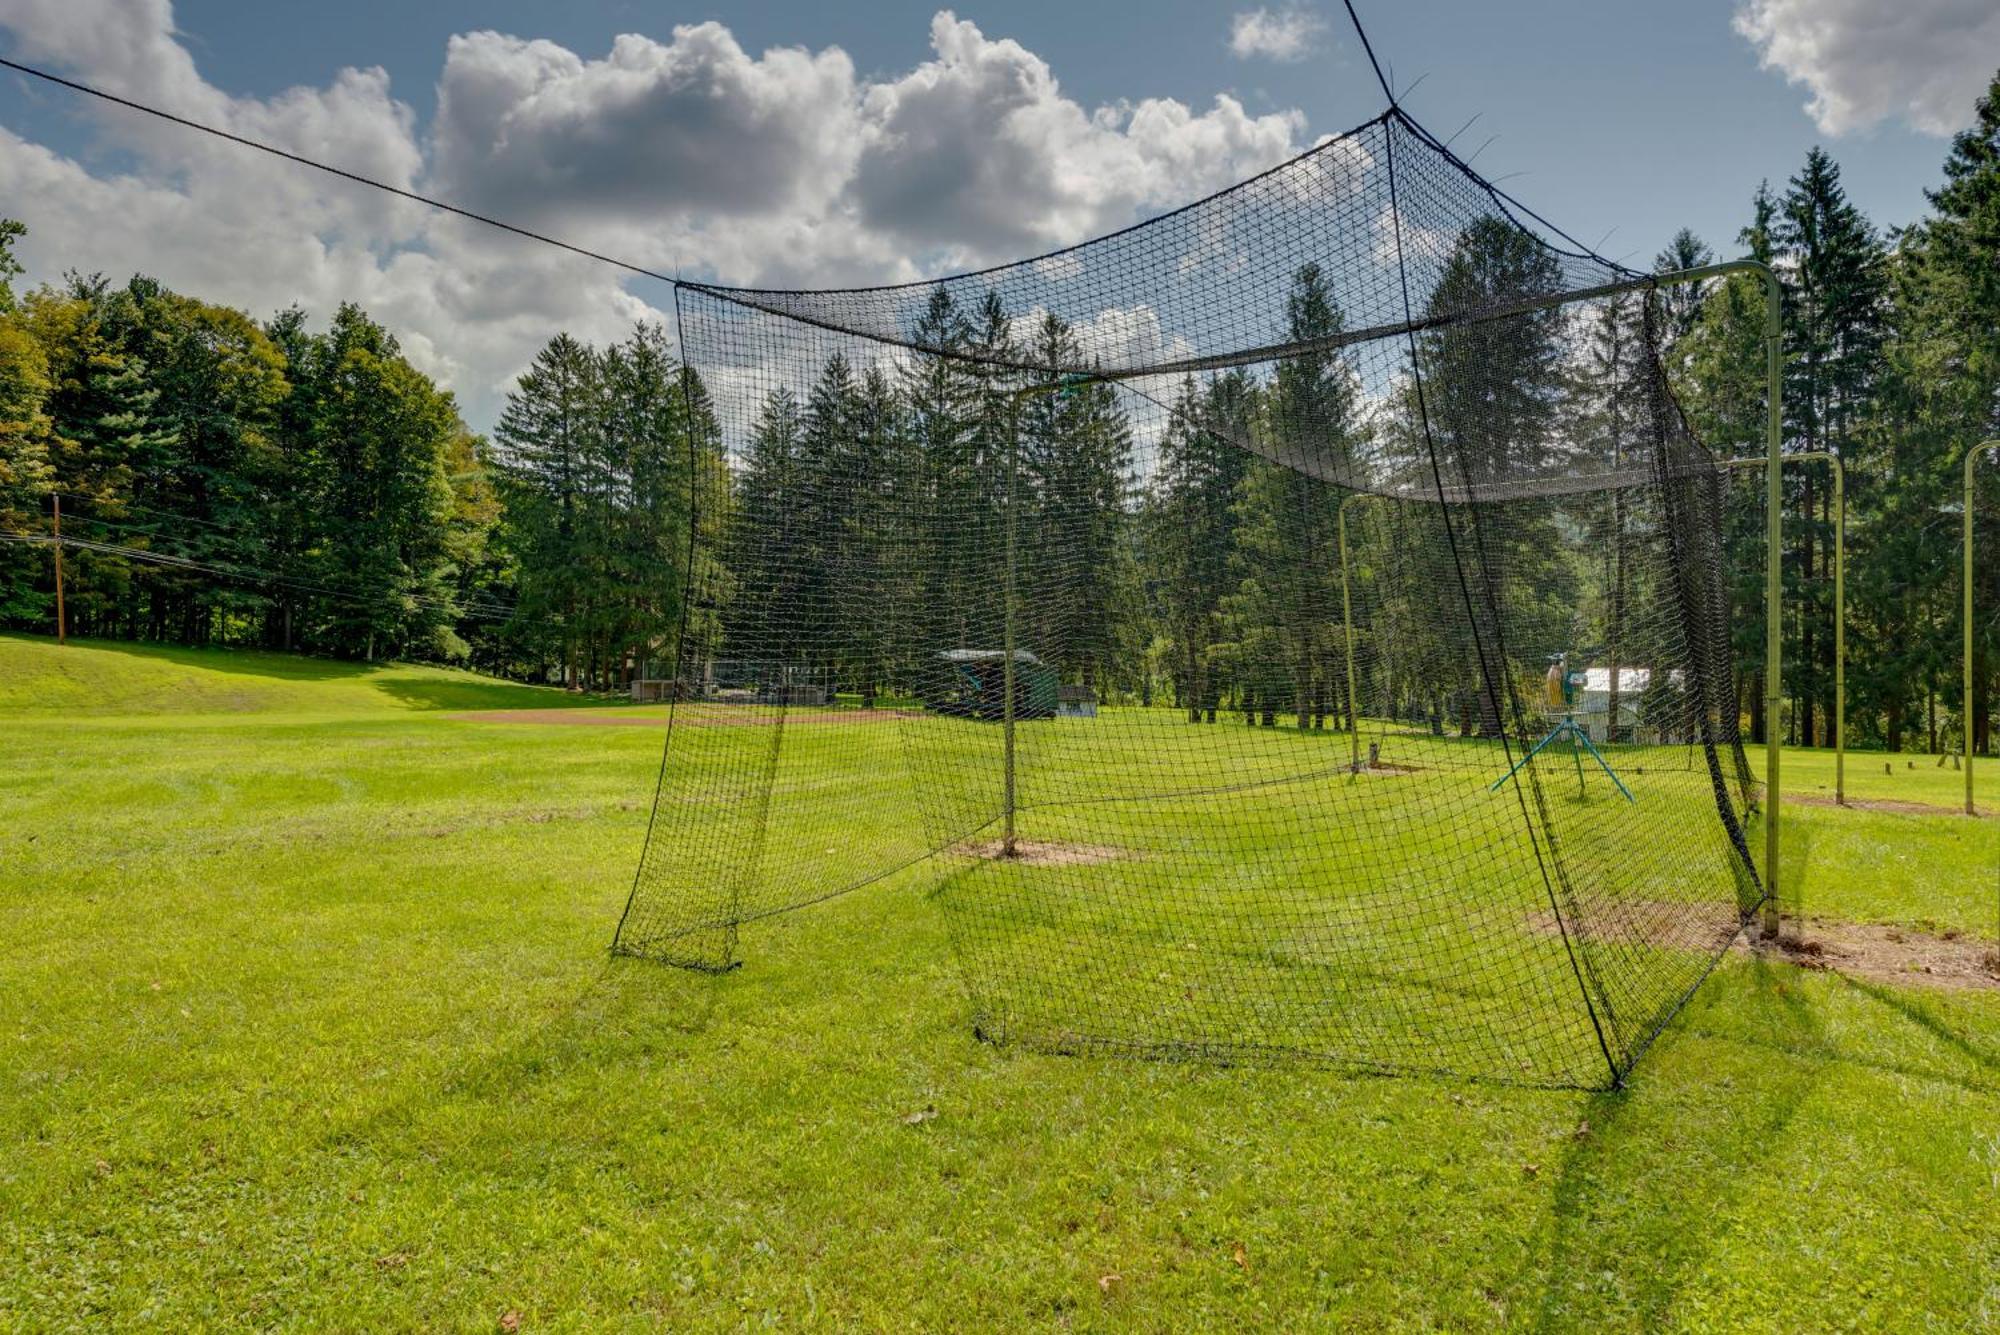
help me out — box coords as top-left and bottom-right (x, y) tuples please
(0, 634), (616, 718)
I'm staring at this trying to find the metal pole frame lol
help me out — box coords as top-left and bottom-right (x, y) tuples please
(1026, 262), (1785, 924)
(1337, 491), (1372, 773)
(1720, 451), (1842, 805)
(1968, 440), (2000, 816)
(1001, 387), (1035, 857)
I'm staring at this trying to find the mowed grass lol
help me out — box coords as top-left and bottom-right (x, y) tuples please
(2, 633), (1998, 1330)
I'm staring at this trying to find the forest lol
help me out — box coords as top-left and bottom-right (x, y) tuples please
(0, 71), (1995, 754)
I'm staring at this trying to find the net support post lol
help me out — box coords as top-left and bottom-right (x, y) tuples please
(1001, 380), (1068, 855)
(1757, 263), (1784, 935)
(1968, 440), (1999, 816)
(1337, 492), (1369, 772)
(1658, 259), (1783, 931)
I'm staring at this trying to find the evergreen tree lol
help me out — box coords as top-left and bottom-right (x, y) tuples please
(1213, 263), (1362, 730)
(304, 304), (462, 661)
(1922, 69), (2000, 754)
(728, 385), (807, 671)
(1019, 312), (1135, 695)
(1774, 147), (1887, 747)
(1147, 372), (1250, 721)
(495, 333), (601, 684)
(1654, 227), (1716, 349)
(1411, 216), (1570, 734)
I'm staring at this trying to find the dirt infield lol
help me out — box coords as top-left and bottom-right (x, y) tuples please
(454, 706), (924, 727)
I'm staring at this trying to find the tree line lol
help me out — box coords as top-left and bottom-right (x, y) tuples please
(0, 70), (1994, 752)
(0, 242), (723, 687)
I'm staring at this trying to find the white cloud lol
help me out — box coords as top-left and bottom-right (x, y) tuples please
(1228, 6), (1329, 63)
(1734, 0), (2000, 136)
(1370, 203), (1456, 268)
(0, 3), (1314, 428)
(850, 13), (1305, 263)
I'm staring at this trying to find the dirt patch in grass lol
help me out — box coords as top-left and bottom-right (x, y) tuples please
(955, 839), (1130, 866)
(1524, 900), (2000, 993)
(455, 706), (922, 727)
(1524, 899), (1742, 950)
(1786, 793), (1993, 819)
(1749, 918), (2000, 994)
(1357, 762), (1421, 777)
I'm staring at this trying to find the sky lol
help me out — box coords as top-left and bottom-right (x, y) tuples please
(1, 0), (1995, 431)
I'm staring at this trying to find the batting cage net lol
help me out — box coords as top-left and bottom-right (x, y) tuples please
(613, 107), (1765, 1089)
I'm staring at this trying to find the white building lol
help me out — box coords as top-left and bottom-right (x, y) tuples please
(1573, 666), (1681, 743)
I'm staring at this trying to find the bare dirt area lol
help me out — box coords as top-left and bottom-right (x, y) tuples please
(1524, 900), (1741, 951)
(1525, 900), (2000, 993)
(1748, 918), (2000, 994)
(1786, 792), (1993, 819)
(954, 839), (1130, 866)
(454, 706), (922, 728)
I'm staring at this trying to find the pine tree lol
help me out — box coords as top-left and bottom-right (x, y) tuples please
(1148, 371), (1257, 721)
(1413, 216), (1570, 734)
(1654, 227), (1716, 350)
(1775, 147), (1887, 748)
(494, 332), (601, 684)
(1215, 263), (1363, 730)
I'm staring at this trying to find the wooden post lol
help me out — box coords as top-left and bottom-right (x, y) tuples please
(51, 494), (66, 645)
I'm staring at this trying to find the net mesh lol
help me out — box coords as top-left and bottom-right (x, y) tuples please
(613, 107), (1764, 1089)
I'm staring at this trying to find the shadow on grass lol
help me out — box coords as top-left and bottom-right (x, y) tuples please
(317, 960), (723, 1158)
(1529, 960), (1826, 1332)
(370, 674), (609, 712)
(1832, 973), (2000, 1078)
(1530, 954), (2000, 1329)
(32, 634), (366, 682)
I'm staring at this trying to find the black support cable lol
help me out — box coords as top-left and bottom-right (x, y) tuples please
(1339, 0), (1397, 106)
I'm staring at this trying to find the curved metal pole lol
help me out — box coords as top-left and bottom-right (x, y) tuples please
(1721, 451), (1842, 805)
(1968, 440), (1999, 816)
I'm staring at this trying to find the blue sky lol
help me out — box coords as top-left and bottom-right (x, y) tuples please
(2, 0), (1993, 426)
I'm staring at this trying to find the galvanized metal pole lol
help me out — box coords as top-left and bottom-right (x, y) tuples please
(1758, 266), (1784, 934)
(1834, 456), (1844, 807)
(1721, 451), (1841, 805)
(1337, 492), (1366, 773)
(1003, 396), (1020, 857)
(1968, 441), (1999, 817)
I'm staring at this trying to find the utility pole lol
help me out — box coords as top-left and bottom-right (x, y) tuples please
(51, 494), (66, 645)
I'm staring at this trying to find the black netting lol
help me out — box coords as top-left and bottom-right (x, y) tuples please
(613, 107), (1764, 1089)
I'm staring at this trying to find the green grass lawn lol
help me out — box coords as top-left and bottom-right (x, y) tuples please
(2, 633), (1997, 1330)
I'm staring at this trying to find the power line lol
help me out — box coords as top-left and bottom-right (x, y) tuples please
(0, 55), (679, 286)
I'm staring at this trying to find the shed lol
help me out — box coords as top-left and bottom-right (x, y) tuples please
(926, 649), (1059, 721)
(1574, 666), (1684, 743)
